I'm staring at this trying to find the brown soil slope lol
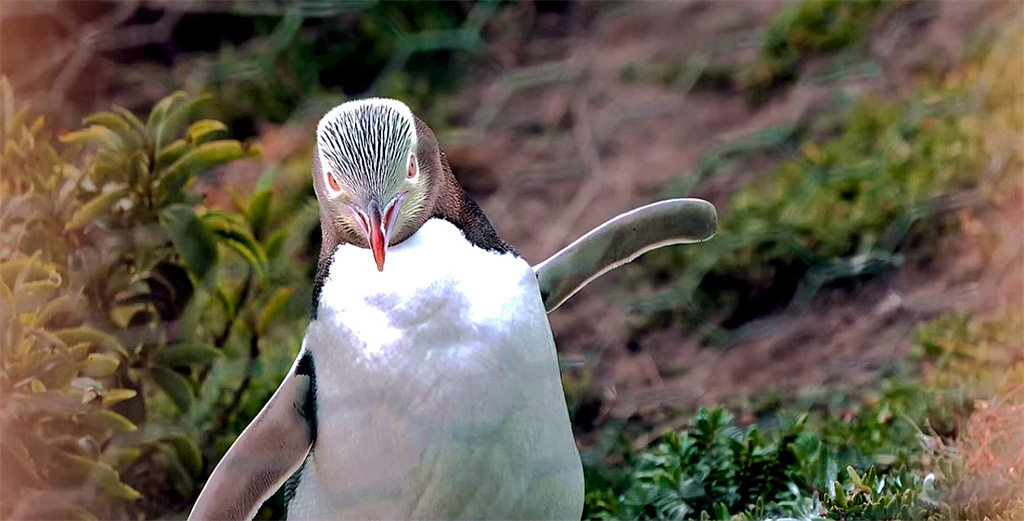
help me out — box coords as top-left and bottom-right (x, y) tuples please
(438, 1), (1020, 432)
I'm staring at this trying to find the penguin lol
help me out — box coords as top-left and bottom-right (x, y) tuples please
(187, 98), (716, 521)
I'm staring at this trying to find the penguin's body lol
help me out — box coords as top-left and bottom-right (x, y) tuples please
(187, 98), (717, 521)
(288, 217), (582, 519)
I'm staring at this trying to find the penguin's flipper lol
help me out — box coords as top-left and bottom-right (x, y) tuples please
(188, 352), (316, 521)
(534, 198), (717, 312)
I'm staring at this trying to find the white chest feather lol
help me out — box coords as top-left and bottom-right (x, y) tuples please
(288, 219), (583, 520)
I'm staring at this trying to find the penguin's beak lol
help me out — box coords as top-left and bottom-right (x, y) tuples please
(352, 194), (405, 272)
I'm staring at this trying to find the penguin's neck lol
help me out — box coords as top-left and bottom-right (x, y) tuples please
(304, 217), (542, 383)
(314, 218), (528, 327)
(311, 183), (514, 321)
(430, 183), (516, 257)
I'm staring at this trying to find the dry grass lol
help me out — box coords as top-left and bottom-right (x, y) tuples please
(937, 386), (1024, 521)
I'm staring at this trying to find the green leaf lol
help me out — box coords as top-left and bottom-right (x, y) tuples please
(163, 139), (260, 179)
(259, 287), (294, 334)
(186, 119), (228, 145)
(160, 204), (219, 281)
(83, 111), (140, 146)
(202, 211), (268, 276)
(155, 140), (259, 205)
(162, 93), (212, 142)
(112, 105), (146, 135)
(69, 343), (91, 362)
(33, 294), (75, 326)
(247, 189), (272, 236)
(149, 366), (194, 412)
(65, 187), (130, 231)
(104, 480), (143, 502)
(1, 255), (60, 287)
(156, 442), (196, 498)
(81, 353), (120, 378)
(128, 148), (148, 186)
(146, 90), (188, 148)
(101, 388), (138, 406)
(53, 327), (126, 357)
(22, 123), (37, 150)
(155, 343), (221, 366)
(156, 139), (189, 170)
(59, 125), (123, 151)
(1, 76), (15, 130)
(166, 434), (203, 476)
(99, 446), (143, 470)
(12, 279), (61, 314)
(77, 409), (137, 433)
(264, 229), (288, 260)
(56, 450), (142, 501)
(29, 115), (44, 135)
(833, 480), (848, 508)
(1, 435), (42, 483)
(215, 287), (235, 317)
(215, 228), (268, 277)
(6, 110), (30, 144)
(5, 392), (89, 415)
(0, 281), (17, 343)
(153, 168), (193, 207)
(31, 325), (76, 356)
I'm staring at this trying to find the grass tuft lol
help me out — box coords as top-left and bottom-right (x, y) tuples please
(634, 14), (1022, 340)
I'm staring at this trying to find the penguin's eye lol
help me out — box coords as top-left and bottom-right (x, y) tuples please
(407, 153), (417, 179)
(325, 171), (342, 194)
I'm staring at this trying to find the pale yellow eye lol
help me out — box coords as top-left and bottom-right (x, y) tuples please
(326, 172), (342, 193)
(407, 154), (417, 179)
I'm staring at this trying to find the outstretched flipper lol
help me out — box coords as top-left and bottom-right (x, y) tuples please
(534, 198), (717, 312)
(188, 352), (317, 521)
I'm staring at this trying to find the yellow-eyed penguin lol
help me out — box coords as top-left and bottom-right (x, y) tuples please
(188, 98), (716, 520)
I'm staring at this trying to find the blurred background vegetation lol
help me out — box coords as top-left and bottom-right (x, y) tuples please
(1, 1), (1021, 520)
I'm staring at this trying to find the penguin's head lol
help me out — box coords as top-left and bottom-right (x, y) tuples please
(313, 98), (446, 271)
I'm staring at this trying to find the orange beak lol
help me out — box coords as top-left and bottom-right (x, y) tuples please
(352, 194), (405, 272)
(367, 201), (387, 271)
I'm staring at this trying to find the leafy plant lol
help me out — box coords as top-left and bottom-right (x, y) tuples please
(619, 0), (885, 102)
(0, 80), (318, 519)
(909, 312), (1024, 520)
(179, 2), (499, 135)
(584, 395), (950, 520)
(637, 8), (1024, 341)
(582, 302), (1024, 521)
(744, 0), (884, 103)
(638, 87), (980, 338)
(912, 312), (1024, 397)
(936, 392), (1024, 521)
(0, 254), (143, 520)
(604, 408), (812, 520)
(819, 465), (938, 521)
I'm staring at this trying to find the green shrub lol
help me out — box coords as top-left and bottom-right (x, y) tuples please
(745, 0), (884, 102)
(582, 304), (1024, 521)
(636, 10), (1024, 339)
(0, 255), (145, 520)
(619, 0), (885, 100)
(912, 312), (1024, 396)
(181, 2), (498, 135)
(0, 81), (316, 519)
(594, 408), (812, 520)
(637, 80), (985, 340)
(584, 383), (956, 520)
